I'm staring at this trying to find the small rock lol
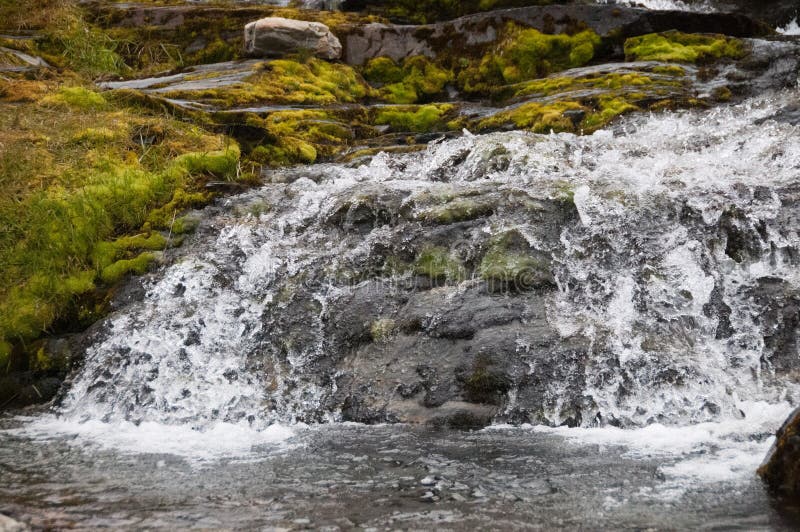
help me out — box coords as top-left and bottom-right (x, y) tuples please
(244, 17), (342, 60)
(420, 491), (439, 503)
(420, 476), (437, 486)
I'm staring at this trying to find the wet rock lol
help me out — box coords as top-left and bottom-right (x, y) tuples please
(244, 17), (342, 60)
(710, 0), (799, 28)
(759, 407), (800, 500)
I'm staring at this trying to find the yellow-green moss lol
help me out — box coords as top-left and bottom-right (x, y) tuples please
(370, 318), (398, 343)
(479, 247), (545, 283)
(651, 64), (687, 76)
(43, 87), (108, 110)
(246, 109), (357, 166)
(100, 253), (156, 284)
(0, 86), (242, 348)
(479, 100), (585, 133)
(365, 55), (453, 104)
(414, 246), (464, 281)
(458, 24), (601, 95)
(163, 59), (371, 107)
(624, 31), (745, 63)
(582, 97), (639, 130)
(511, 72), (657, 100)
(416, 197), (496, 224)
(375, 104), (455, 133)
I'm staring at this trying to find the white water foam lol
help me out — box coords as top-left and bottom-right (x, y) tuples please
(595, 0), (715, 12)
(11, 414), (299, 462)
(491, 401), (792, 497)
(778, 18), (800, 36)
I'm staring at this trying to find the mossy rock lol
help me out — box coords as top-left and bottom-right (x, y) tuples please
(457, 24), (601, 96)
(479, 230), (553, 291)
(624, 31), (746, 64)
(374, 103), (457, 133)
(364, 55), (453, 104)
(414, 246), (465, 282)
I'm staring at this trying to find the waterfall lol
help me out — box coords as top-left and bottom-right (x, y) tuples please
(45, 90), (800, 439)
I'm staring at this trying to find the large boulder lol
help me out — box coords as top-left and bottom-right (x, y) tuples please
(759, 407), (800, 499)
(244, 17), (342, 60)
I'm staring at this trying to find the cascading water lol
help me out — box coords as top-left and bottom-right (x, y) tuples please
(4, 88), (800, 530)
(18, 87), (792, 460)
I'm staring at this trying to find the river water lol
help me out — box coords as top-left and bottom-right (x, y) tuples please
(3, 21), (800, 527)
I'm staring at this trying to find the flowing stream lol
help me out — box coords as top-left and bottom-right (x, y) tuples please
(3, 85), (800, 528)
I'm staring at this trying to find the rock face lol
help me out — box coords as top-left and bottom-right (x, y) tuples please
(339, 5), (773, 65)
(244, 17), (342, 60)
(759, 407), (800, 499)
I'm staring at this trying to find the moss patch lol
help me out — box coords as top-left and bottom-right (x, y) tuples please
(374, 104), (456, 133)
(458, 24), (601, 96)
(364, 55), (453, 104)
(624, 31), (745, 63)
(162, 58), (371, 108)
(414, 246), (464, 281)
(370, 318), (398, 343)
(0, 81), (243, 354)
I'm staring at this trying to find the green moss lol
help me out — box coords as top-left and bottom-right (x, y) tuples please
(245, 109), (357, 166)
(479, 234), (550, 289)
(70, 127), (120, 145)
(35, 11), (127, 77)
(480, 248), (543, 282)
(92, 232), (167, 270)
(416, 197), (496, 224)
(458, 24), (601, 95)
(624, 31), (745, 63)
(512, 72), (656, 100)
(582, 97), (639, 130)
(414, 246), (464, 281)
(186, 38), (235, 65)
(712, 86), (733, 102)
(146, 189), (210, 229)
(100, 252), (156, 284)
(163, 59), (371, 107)
(172, 146), (240, 178)
(375, 104), (455, 133)
(44, 87), (108, 110)
(365, 56), (453, 104)
(651, 65), (687, 76)
(478, 100), (585, 133)
(370, 318), (397, 343)
(364, 56), (405, 84)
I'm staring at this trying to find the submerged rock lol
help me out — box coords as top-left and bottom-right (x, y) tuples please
(759, 408), (800, 500)
(244, 17), (342, 60)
